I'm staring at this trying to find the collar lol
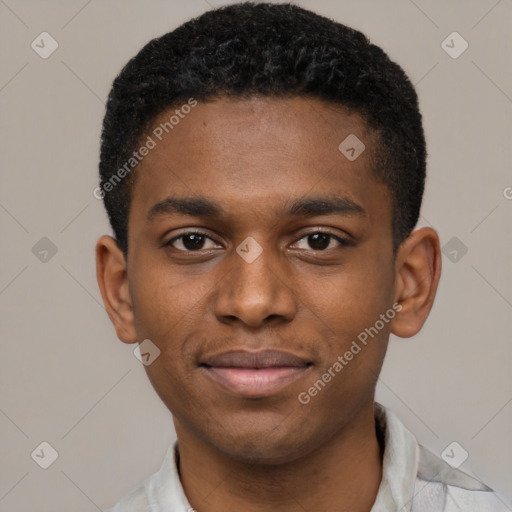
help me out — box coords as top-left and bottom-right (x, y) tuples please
(144, 441), (191, 510)
(371, 402), (419, 511)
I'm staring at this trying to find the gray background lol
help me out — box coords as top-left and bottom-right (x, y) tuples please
(1, 0), (511, 510)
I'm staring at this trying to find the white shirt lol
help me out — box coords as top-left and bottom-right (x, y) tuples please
(106, 403), (510, 511)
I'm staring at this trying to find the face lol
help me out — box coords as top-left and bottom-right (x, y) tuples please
(99, 95), (436, 464)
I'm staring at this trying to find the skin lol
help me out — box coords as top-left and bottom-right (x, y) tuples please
(96, 96), (441, 512)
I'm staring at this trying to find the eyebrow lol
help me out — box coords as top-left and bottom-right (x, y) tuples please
(147, 195), (366, 222)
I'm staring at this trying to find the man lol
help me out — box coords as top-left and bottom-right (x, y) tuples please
(95, 3), (509, 510)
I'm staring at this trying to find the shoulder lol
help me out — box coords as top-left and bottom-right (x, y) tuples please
(415, 445), (511, 511)
(104, 443), (193, 512)
(444, 485), (512, 511)
(104, 481), (148, 512)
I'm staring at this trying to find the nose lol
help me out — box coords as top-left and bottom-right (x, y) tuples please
(213, 238), (297, 329)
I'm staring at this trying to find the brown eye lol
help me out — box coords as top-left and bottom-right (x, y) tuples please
(306, 233), (330, 250)
(166, 231), (219, 252)
(293, 232), (351, 251)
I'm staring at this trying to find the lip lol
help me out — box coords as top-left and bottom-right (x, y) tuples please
(200, 349), (312, 398)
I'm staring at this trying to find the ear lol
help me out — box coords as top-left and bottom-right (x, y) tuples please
(95, 235), (137, 344)
(390, 227), (442, 338)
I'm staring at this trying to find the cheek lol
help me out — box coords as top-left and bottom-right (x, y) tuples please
(129, 269), (212, 397)
(307, 261), (393, 343)
(129, 261), (214, 340)
(299, 262), (393, 405)
(298, 282), (391, 418)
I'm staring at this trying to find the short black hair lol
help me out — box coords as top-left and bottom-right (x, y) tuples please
(99, 2), (426, 257)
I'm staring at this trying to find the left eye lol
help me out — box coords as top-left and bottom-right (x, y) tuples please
(292, 232), (349, 251)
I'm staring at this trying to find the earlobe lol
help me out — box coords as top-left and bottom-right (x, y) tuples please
(95, 235), (138, 344)
(390, 227), (442, 338)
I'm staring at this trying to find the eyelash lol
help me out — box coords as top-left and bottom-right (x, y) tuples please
(164, 229), (354, 253)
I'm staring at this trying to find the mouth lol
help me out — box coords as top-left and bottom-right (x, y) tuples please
(199, 349), (313, 398)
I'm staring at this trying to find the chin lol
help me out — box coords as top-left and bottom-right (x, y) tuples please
(216, 439), (307, 465)
(202, 416), (320, 465)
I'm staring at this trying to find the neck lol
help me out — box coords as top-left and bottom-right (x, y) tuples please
(174, 401), (384, 512)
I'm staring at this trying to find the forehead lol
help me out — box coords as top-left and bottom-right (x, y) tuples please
(129, 96), (391, 231)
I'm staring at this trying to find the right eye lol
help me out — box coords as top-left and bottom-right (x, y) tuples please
(165, 231), (221, 252)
